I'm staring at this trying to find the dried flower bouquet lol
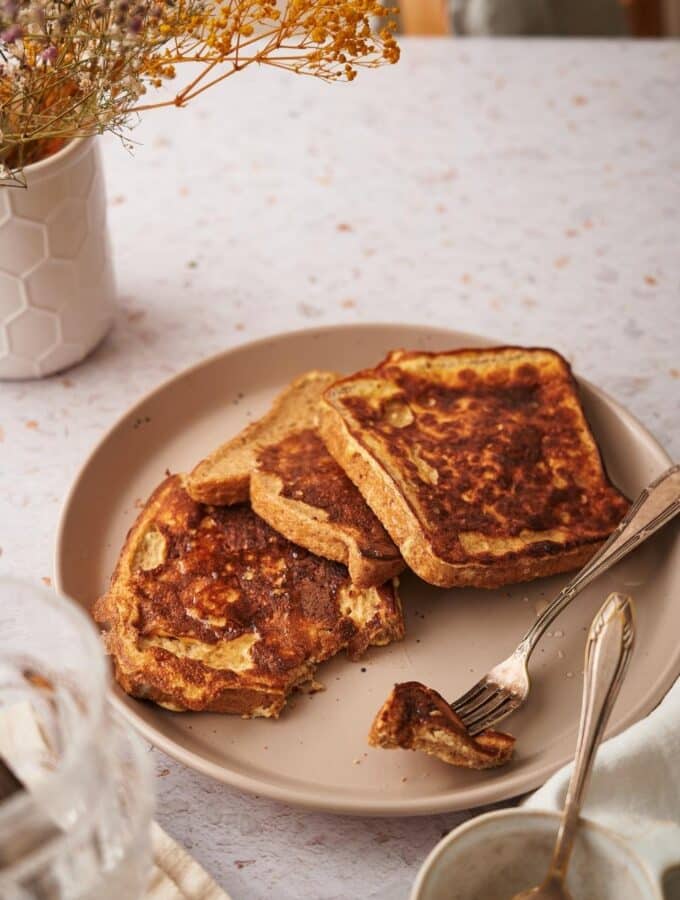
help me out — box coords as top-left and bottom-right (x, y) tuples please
(0, 0), (399, 185)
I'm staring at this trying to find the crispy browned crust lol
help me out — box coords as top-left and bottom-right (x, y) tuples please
(251, 429), (404, 588)
(94, 475), (404, 717)
(321, 346), (630, 589)
(368, 681), (515, 769)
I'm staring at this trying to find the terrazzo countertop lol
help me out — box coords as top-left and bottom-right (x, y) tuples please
(1, 37), (679, 900)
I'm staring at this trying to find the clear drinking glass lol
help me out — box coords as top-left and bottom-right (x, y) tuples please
(0, 579), (153, 899)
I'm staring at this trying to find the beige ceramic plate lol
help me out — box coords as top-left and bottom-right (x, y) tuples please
(55, 324), (679, 816)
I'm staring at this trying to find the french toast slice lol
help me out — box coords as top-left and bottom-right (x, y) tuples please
(321, 347), (630, 589)
(369, 682), (515, 769)
(185, 370), (336, 506)
(93, 475), (404, 717)
(186, 370), (404, 587)
(251, 429), (403, 588)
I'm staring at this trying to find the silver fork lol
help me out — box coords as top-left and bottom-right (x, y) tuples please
(452, 463), (680, 736)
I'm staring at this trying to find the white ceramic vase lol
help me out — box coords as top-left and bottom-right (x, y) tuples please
(0, 137), (116, 379)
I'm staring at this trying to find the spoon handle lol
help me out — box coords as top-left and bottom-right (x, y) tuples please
(550, 592), (635, 878)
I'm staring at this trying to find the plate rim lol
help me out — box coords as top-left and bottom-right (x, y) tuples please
(54, 322), (677, 816)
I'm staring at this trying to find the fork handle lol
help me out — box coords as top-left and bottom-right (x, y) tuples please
(517, 463), (680, 661)
(549, 592), (635, 878)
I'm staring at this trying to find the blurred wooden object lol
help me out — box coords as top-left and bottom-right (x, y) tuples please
(400, 0), (451, 34)
(398, 0), (674, 35)
(665, 0), (680, 33)
(622, 0), (663, 34)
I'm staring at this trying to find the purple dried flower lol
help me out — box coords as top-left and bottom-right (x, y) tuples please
(128, 14), (142, 32)
(2, 0), (19, 19)
(1, 23), (22, 43)
(39, 45), (58, 63)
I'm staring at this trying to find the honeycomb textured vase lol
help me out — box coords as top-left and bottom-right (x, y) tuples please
(0, 138), (116, 380)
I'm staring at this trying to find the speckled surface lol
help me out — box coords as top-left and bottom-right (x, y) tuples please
(1, 38), (678, 900)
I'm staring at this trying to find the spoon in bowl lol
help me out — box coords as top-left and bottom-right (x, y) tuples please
(511, 591), (635, 900)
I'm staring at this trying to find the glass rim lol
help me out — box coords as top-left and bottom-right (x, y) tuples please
(0, 577), (108, 832)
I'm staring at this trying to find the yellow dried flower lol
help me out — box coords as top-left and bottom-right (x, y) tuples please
(1, 0), (400, 183)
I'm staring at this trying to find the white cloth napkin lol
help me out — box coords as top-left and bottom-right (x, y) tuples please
(523, 676), (680, 861)
(148, 822), (231, 900)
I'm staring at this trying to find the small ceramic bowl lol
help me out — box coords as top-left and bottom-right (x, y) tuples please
(411, 808), (678, 900)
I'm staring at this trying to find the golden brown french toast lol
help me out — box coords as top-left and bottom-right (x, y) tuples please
(369, 681), (515, 769)
(93, 475), (404, 717)
(186, 370), (404, 587)
(321, 347), (629, 588)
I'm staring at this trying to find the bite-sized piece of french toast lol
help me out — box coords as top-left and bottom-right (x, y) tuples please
(369, 681), (515, 769)
(93, 475), (404, 717)
(321, 347), (629, 589)
(185, 369), (404, 587)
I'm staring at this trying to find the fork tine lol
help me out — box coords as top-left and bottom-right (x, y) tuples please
(450, 679), (492, 713)
(457, 689), (509, 726)
(453, 684), (501, 718)
(466, 707), (517, 737)
(464, 696), (518, 736)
